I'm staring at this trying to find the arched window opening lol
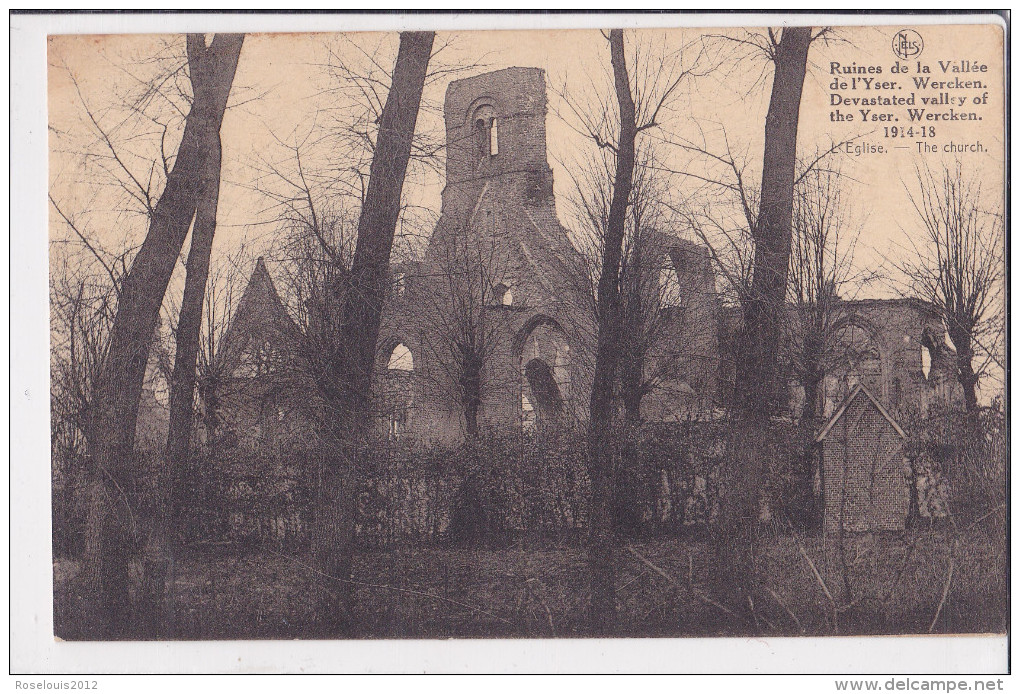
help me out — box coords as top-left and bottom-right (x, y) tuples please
(475, 118), (489, 157)
(524, 358), (564, 425)
(518, 318), (572, 427)
(393, 271), (406, 297)
(472, 105), (497, 160)
(825, 322), (883, 412)
(387, 343), (414, 371)
(381, 343), (413, 437)
(845, 345), (881, 390)
(236, 337), (282, 378)
(491, 283), (513, 307)
(659, 263), (683, 308)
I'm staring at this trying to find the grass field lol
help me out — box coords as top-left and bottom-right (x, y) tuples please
(53, 526), (1006, 640)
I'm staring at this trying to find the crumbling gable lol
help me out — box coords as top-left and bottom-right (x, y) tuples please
(208, 258), (314, 450)
(216, 258), (300, 373)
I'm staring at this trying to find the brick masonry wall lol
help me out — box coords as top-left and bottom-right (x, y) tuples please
(822, 396), (910, 534)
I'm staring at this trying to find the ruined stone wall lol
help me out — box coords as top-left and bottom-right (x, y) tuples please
(721, 296), (959, 420)
(376, 66), (593, 440)
(843, 299), (949, 412)
(211, 70), (956, 452)
(640, 239), (722, 419)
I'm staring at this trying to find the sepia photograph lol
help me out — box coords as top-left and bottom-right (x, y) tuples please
(16, 10), (1009, 674)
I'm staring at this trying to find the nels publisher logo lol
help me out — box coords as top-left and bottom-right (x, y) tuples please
(892, 29), (924, 60)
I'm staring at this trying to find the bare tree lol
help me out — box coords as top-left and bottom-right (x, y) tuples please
(787, 166), (873, 423)
(252, 30), (479, 356)
(412, 232), (517, 438)
(566, 147), (716, 424)
(245, 33), (438, 631)
(582, 28), (636, 633)
(144, 212), (246, 636)
(899, 160), (1004, 414)
(256, 133), (361, 383)
(164, 127), (224, 473)
(49, 255), (125, 560)
(661, 25), (816, 627)
(667, 29), (856, 417)
(566, 28), (701, 633)
(308, 31), (434, 631)
(138, 71), (240, 634)
(728, 27), (813, 418)
(784, 165), (871, 523)
(619, 172), (675, 423)
(64, 33), (243, 638)
(251, 32), (479, 263)
(192, 251), (255, 445)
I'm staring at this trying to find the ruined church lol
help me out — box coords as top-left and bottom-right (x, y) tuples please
(204, 67), (960, 450)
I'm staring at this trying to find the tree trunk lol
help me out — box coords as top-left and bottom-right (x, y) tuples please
(734, 27), (812, 419)
(952, 336), (980, 414)
(620, 247), (645, 425)
(312, 439), (360, 630)
(81, 33), (242, 639)
(461, 351), (482, 438)
(716, 420), (777, 630)
(464, 397), (480, 438)
(620, 363), (643, 424)
(313, 31), (434, 633)
(796, 371), (822, 525)
(143, 118), (224, 638)
(721, 27), (811, 630)
(587, 29), (638, 635)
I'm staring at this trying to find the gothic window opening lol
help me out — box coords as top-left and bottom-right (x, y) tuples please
(472, 105), (497, 160)
(235, 337), (283, 378)
(383, 342), (414, 438)
(518, 317), (571, 427)
(393, 271), (406, 297)
(824, 322), (883, 413)
(387, 343), (414, 371)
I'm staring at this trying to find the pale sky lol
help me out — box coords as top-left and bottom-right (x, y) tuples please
(48, 23), (1005, 311)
